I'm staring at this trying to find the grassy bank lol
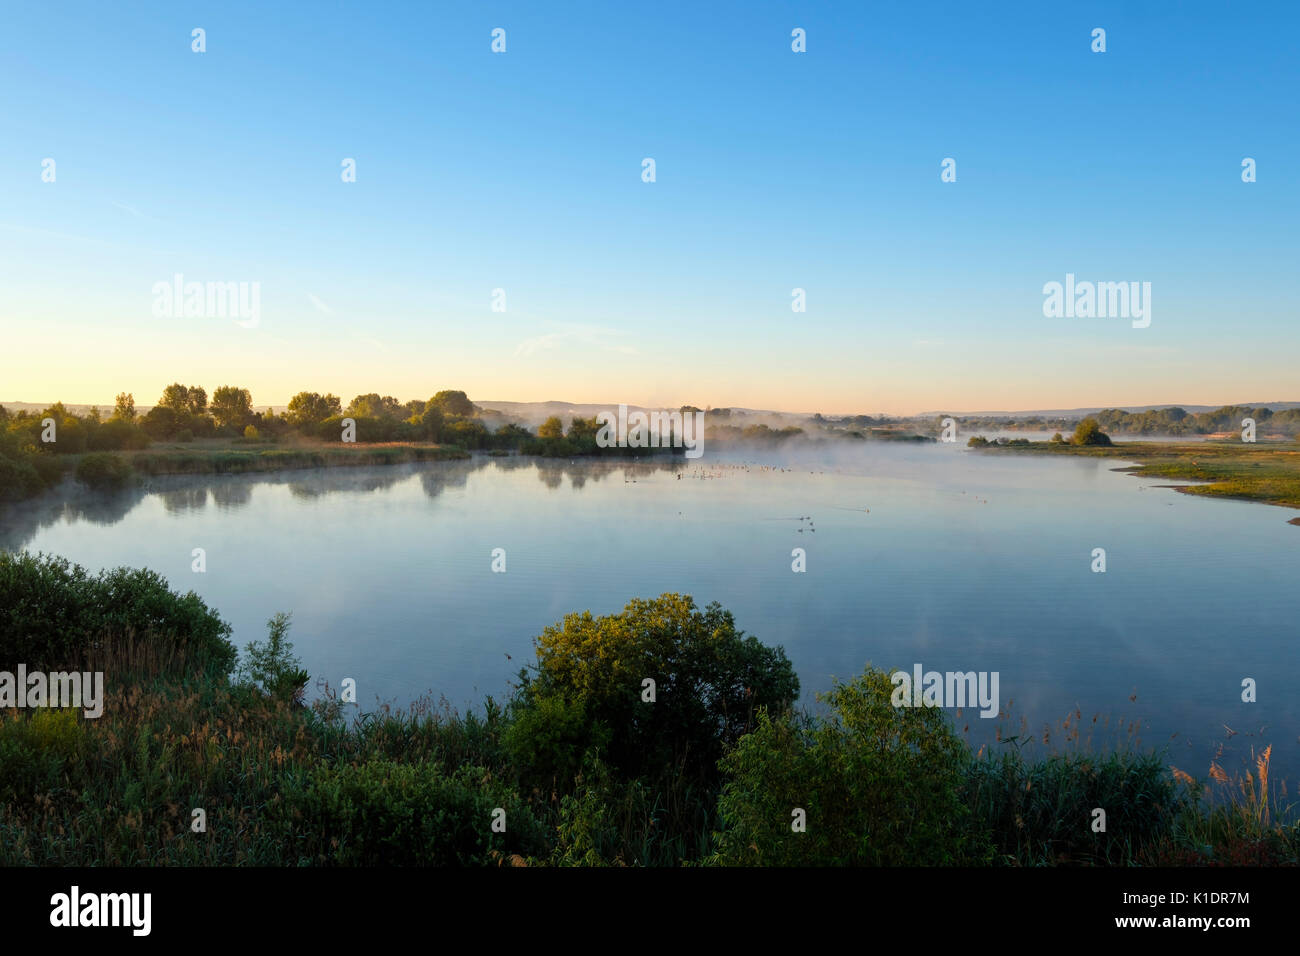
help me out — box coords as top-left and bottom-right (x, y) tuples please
(1, 551), (1295, 866)
(971, 438), (1300, 520)
(124, 440), (470, 477)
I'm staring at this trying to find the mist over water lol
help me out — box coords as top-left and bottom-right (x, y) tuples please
(4, 441), (1297, 783)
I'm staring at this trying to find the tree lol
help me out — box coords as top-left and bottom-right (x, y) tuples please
(346, 393), (402, 419)
(158, 383), (193, 413)
(141, 405), (181, 439)
(417, 406), (444, 441)
(426, 390), (475, 418)
(286, 391), (342, 427)
(538, 416), (565, 440)
(210, 386), (253, 430)
(187, 386), (207, 415)
(567, 416), (599, 441)
(1071, 417), (1112, 447)
(238, 611), (309, 703)
(505, 594), (799, 789)
(112, 392), (136, 423)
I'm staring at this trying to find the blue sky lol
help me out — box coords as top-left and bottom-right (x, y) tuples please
(1, 1), (1296, 414)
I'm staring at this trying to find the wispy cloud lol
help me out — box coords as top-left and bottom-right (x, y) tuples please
(108, 199), (158, 222)
(308, 294), (334, 315)
(514, 323), (638, 357)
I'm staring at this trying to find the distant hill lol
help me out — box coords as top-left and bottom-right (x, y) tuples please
(914, 403), (1300, 418)
(6, 398), (1298, 424)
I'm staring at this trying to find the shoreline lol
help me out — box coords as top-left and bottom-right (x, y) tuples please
(972, 439), (1300, 524)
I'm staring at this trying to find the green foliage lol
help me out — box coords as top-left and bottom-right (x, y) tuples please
(0, 454), (44, 501)
(966, 746), (1187, 865)
(508, 594), (799, 789)
(1071, 417), (1113, 446)
(537, 416), (565, 439)
(711, 667), (992, 866)
(345, 393), (403, 420)
(0, 551), (236, 674)
(275, 759), (547, 865)
(74, 452), (132, 490)
(238, 612), (310, 703)
(88, 418), (150, 451)
(112, 392), (136, 422)
(141, 404), (182, 439)
(0, 709), (85, 802)
(210, 385), (253, 431)
(426, 390), (475, 418)
(286, 391), (342, 427)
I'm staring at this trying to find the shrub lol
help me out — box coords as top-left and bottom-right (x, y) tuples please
(238, 612), (310, 703)
(1071, 417), (1113, 447)
(0, 453), (44, 501)
(711, 666), (992, 866)
(243, 425), (260, 439)
(506, 593), (799, 790)
(275, 759), (548, 865)
(0, 551), (236, 674)
(74, 453), (132, 491)
(88, 419), (150, 451)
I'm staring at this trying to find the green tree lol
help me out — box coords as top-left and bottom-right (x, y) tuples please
(346, 393), (402, 419)
(426, 390), (475, 418)
(506, 593), (799, 788)
(1071, 417), (1112, 447)
(112, 392), (136, 423)
(210, 386), (253, 431)
(286, 391), (342, 427)
(158, 383), (193, 414)
(537, 416), (565, 440)
(567, 416), (599, 441)
(141, 405), (181, 439)
(238, 612), (309, 703)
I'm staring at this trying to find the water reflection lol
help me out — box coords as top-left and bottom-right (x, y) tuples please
(0, 454), (687, 551)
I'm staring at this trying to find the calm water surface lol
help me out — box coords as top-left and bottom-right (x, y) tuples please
(4, 442), (1297, 782)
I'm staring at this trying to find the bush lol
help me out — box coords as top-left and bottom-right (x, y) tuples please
(239, 612), (310, 703)
(0, 453), (44, 501)
(275, 759), (548, 865)
(1071, 418), (1113, 447)
(0, 551), (237, 674)
(88, 419), (150, 452)
(74, 453), (132, 491)
(506, 593), (799, 790)
(711, 666), (992, 866)
(243, 425), (260, 439)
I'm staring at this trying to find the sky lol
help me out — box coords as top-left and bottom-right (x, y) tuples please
(1, 1), (1296, 416)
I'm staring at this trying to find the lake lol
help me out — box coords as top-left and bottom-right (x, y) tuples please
(3, 441), (1297, 784)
